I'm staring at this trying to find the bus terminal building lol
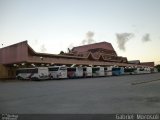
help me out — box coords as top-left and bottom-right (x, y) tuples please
(0, 41), (154, 79)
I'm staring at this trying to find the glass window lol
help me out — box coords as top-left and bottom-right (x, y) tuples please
(49, 67), (59, 71)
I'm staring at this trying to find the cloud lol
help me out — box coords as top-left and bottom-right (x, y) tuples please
(68, 43), (74, 49)
(40, 44), (47, 52)
(81, 39), (87, 45)
(116, 33), (134, 51)
(142, 33), (151, 42)
(81, 31), (95, 45)
(86, 31), (94, 39)
(34, 40), (39, 45)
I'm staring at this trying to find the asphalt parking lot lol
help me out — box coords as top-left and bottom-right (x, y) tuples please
(0, 73), (160, 114)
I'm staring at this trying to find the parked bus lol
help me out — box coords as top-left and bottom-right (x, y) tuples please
(48, 66), (67, 79)
(134, 67), (151, 74)
(83, 67), (92, 77)
(92, 66), (105, 77)
(124, 67), (137, 75)
(144, 67), (151, 74)
(150, 68), (155, 73)
(31, 67), (49, 80)
(16, 67), (49, 80)
(16, 68), (36, 80)
(104, 66), (112, 76)
(67, 67), (83, 78)
(154, 68), (158, 73)
(112, 67), (124, 76)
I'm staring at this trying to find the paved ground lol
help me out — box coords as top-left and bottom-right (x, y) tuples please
(0, 73), (160, 114)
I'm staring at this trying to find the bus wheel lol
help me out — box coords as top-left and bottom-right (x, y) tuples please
(32, 77), (38, 81)
(67, 75), (70, 79)
(17, 76), (21, 80)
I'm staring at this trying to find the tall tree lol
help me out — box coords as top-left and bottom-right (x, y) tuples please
(155, 65), (160, 72)
(59, 51), (64, 54)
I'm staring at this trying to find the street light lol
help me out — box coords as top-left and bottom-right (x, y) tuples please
(13, 64), (17, 67)
(31, 63), (35, 67)
(21, 63), (25, 66)
(40, 57), (43, 60)
(71, 64), (76, 67)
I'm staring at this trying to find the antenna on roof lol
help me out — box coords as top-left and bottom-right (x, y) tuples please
(68, 48), (71, 53)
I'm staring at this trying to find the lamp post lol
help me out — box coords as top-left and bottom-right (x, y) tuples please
(40, 57), (43, 61)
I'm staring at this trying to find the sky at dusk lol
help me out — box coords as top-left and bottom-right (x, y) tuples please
(0, 0), (160, 64)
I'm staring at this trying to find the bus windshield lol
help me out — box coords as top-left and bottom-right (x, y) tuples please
(112, 68), (120, 71)
(104, 68), (108, 70)
(139, 68), (144, 71)
(67, 68), (76, 72)
(83, 68), (86, 71)
(92, 67), (100, 72)
(124, 68), (136, 72)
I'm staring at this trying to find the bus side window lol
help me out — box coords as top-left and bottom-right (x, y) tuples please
(60, 67), (67, 70)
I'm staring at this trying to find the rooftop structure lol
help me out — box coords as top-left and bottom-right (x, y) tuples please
(128, 60), (141, 64)
(65, 42), (128, 63)
(71, 42), (117, 55)
(140, 62), (155, 67)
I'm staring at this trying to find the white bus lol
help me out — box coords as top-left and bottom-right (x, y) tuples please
(48, 66), (67, 79)
(112, 67), (124, 76)
(16, 68), (36, 80)
(92, 66), (105, 77)
(31, 67), (49, 80)
(154, 68), (158, 73)
(134, 67), (151, 74)
(124, 67), (137, 75)
(144, 67), (151, 74)
(104, 66), (112, 76)
(16, 67), (49, 80)
(83, 67), (92, 77)
(67, 67), (83, 78)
